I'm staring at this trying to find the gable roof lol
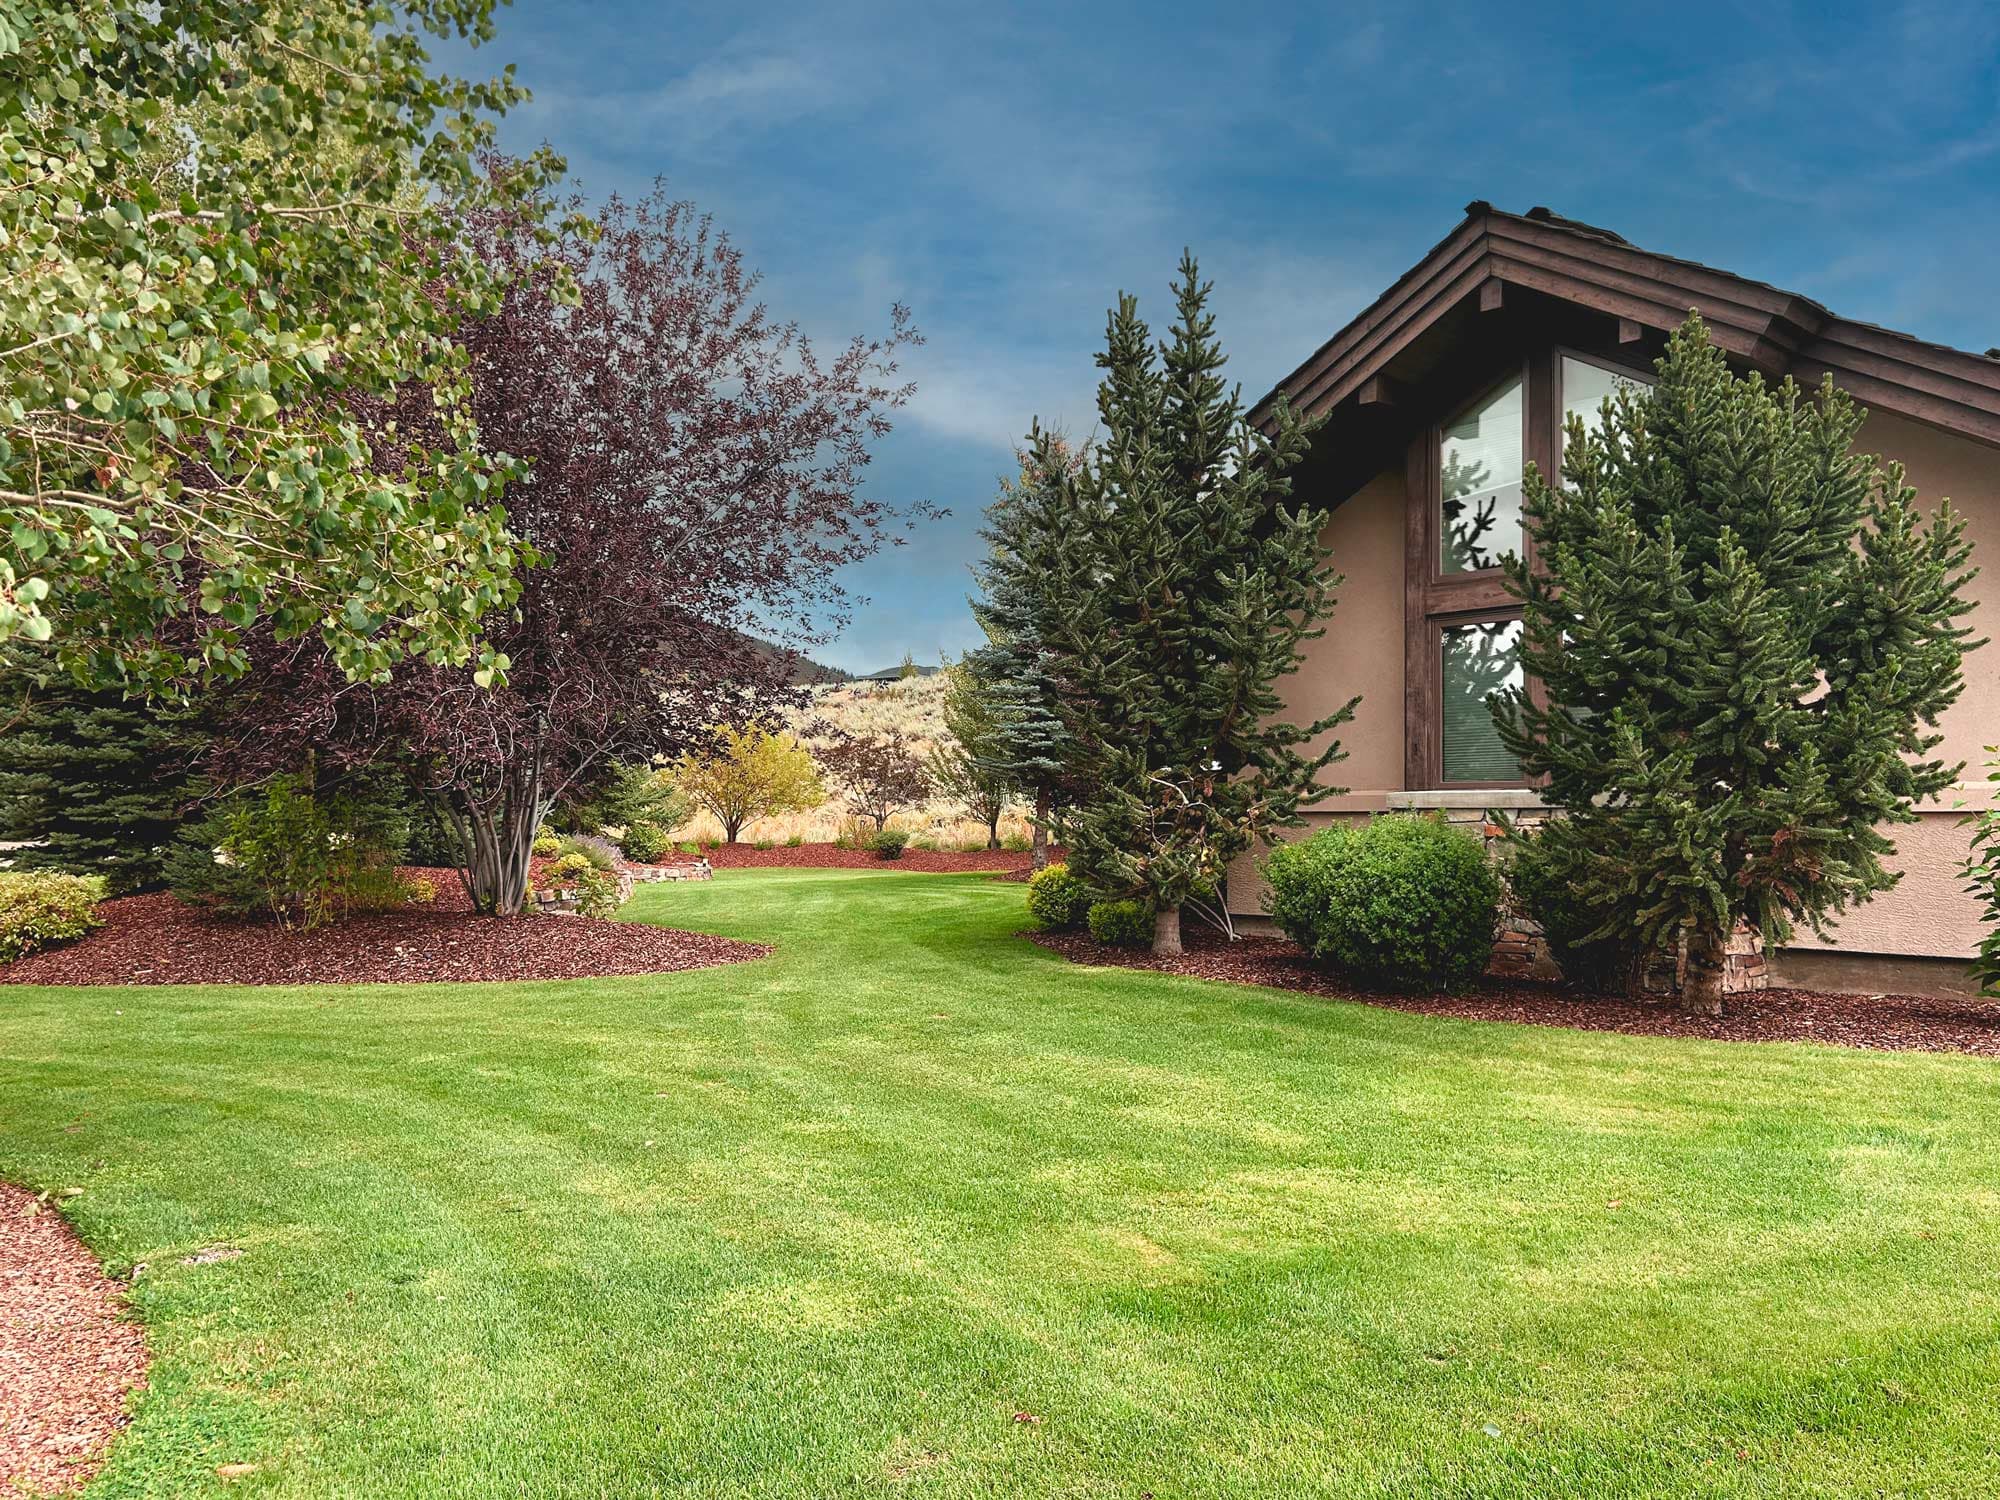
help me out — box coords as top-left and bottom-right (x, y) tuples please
(1255, 202), (2000, 449)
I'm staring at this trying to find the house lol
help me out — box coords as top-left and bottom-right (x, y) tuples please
(1228, 202), (2000, 998)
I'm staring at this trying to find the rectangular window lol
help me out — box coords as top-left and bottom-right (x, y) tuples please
(1440, 618), (1523, 783)
(1560, 354), (1649, 453)
(1440, 374), (1523, 574)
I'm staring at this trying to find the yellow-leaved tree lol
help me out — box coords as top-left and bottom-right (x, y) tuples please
(673, 727), (825, 844)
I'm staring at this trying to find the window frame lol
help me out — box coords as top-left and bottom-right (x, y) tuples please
(1403, 343), (1657, 791)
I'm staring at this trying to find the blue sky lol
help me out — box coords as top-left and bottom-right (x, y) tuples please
(450, 0), (2000, 675)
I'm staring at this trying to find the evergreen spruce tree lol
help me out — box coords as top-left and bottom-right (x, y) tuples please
(969, 445), (1086, 868)
(1498, 313), (1978, 1014)
(926, 659), (1014, 848)
(0, 662), (201, 892)
(1031, 253), (1354, 954)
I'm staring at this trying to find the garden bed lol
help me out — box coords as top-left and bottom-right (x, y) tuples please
(0, 869), (768, 987)
(700, 843), (1051, 875)
(1032, 926), (2000, 1058)
(1, 1183), (148, 1496)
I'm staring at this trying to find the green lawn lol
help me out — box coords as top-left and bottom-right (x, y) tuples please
(5, 869), (2000, 1497)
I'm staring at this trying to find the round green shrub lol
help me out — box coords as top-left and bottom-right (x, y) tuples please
(1264, 814), (1500, 990)
(869, 827), (909, 860)
(1086, 897), (1154, 948)
(618, 822), (670, 863)
(531, 831), (562, 858)
(1025, 863), (1089, 930)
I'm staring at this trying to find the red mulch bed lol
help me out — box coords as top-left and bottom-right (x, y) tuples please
(701, 844), (1056, 876)
(1, 1184), (147, 1496)
(0, 869), (768, 987)
(1031, 926), (2000, 1059)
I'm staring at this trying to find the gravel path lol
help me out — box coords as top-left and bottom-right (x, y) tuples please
(0, 1185), (147, 1495)
(1033, 928), (2000, 1058)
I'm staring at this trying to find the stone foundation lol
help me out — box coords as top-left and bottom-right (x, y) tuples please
(1386, 793), (1770, 995)
(630, 859), (714, 884)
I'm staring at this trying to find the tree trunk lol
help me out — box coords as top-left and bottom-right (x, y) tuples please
(986, 806), (1002, 849)
(1031, 786), (1051, 871)
(1152, 903), (1183, 957)
(1682, 921), (1726, 1016)
(445, 749), (547, 917)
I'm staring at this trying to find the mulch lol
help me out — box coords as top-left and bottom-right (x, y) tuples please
(701, 844), (1056, 876)
(1, 1184), (147, 1496)
(0, 869), (769, 987)
(1031, 926), (2000, 1059)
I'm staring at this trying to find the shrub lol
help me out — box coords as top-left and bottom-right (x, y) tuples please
(400, 875), (439, 907)
(1025, 863), (1090, 931)
(1505, 829), (1630, 992)
(550, 852), (597, 883)
(870, 828), (909, 860)
(676, 841), (699, 855)
(1087, 897), (1153, 948)
(618, 822), (670, 863)
(1001, 832), (1031, 853)
(1264, 814), (1500, 991)
(753, 837), (776, 851)
(532, 832), (562, 858)
(0, 872), (107, 962)
(554, 833), (620, 872)
(166, 777), (405, 931)
(571, 867), (623, 920)
(784, 834), (803, 848)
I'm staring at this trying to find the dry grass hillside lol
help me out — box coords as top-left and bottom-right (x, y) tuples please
(673, 673), (1034, 847)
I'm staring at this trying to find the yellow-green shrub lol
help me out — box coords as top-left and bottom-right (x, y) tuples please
(0, 872), (107, 961)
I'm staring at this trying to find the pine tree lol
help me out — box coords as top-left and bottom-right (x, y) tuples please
(1032, 253), (1354, 955)
(969, 445), (1086, 868)
(926, 659), (1013, 847)
(0, 663), (201, 892)
(1498, 313), (1978, 1014)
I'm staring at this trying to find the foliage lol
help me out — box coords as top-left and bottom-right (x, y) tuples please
(0, 655), (202, 891)
(818, 729), (930, 831)
(869, 827), (909, 860)
(553, 833), (619, 872)
(618, 822), (671, 863)
(674, 725), (824, 843)
(532, 832), (562, 858)
(0, 870), (106, 961)
(1960, 751), (2000, 996)
(165, 775), (404, 930)
(1504, 828), (1631, 992)
(1497, 313), (1978, 1014)
(925, 659), (1014, 847)
(1025, 863), (1090, 931)
(0, 0), (569, 688)
(1264, 816), (1500, 992)
(549, 852), (596, 881)
(969, 446), (1088, 867)
(207, 173), (920, 912)
(563, 761), (686, 840)
(1086, 897), (1154, 948)
(1021, 255), (1352, 954)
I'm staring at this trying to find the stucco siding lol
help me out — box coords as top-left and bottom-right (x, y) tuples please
(1295, 467), (1406, 797)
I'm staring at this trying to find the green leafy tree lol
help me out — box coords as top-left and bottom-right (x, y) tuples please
(0, 1), (567, 689)
(0, 655), (202, 891)
(1032, 253), (1354, 955)
(1961, 752), (2000, 996)
(1498, 313), (1978, 1015)
(926, 659), (1012, 848)
(673, 725), (823, 844)
(969, 446), (1085, 869)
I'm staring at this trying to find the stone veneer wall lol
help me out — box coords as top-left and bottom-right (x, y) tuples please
(532, 858), (713, 914)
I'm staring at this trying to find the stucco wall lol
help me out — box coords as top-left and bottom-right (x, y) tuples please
(1296, 467), (1406, 797)
(1788, 410), (1999, 959)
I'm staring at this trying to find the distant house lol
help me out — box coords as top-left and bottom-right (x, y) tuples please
(1229, 202), (2000, 997)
